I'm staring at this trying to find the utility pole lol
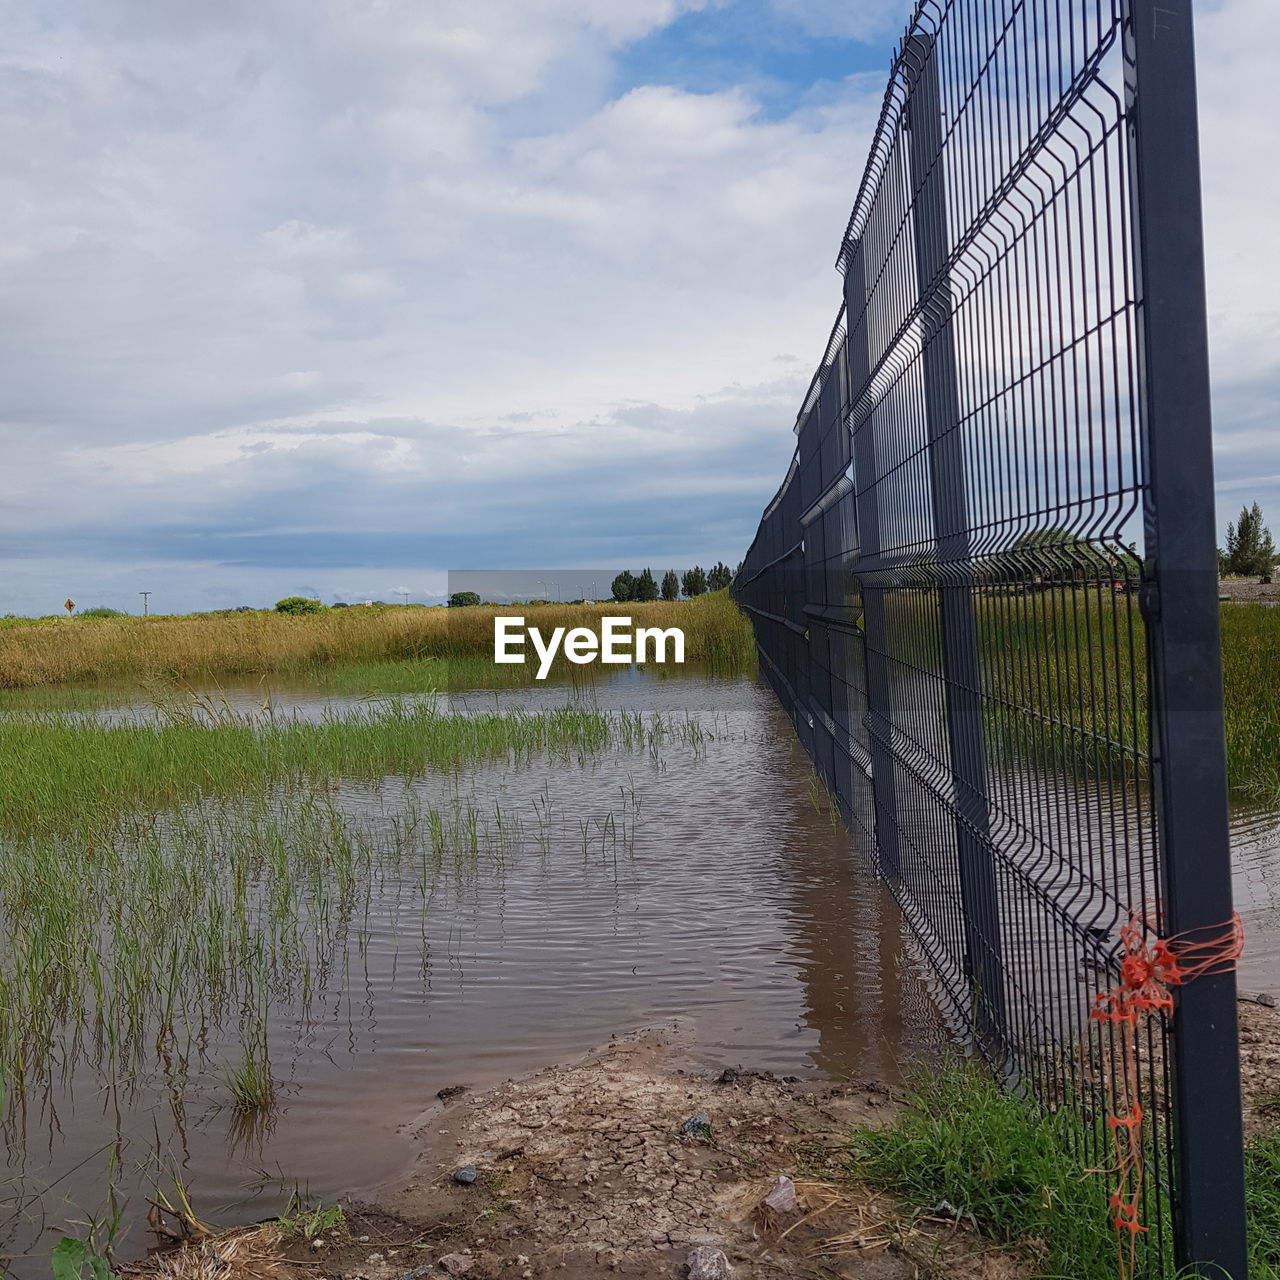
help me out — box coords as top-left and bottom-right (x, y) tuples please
(398, 590), (410, 606)
(139, 591), (151, 617)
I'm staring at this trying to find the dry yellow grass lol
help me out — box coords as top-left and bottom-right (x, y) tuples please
(0, 592), (754, 689)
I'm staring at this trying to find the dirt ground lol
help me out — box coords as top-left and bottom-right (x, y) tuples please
(1218, 578), (1280, 602)
(121, 1021), (1029, 1280)
(1236, 991), (1280, 1137)
(123, 997), (1280, 1280)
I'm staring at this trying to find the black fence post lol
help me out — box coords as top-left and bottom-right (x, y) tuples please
(843, 245), (900, 884)
(903, 33), (1007, 1051)
(1124, 1), (1248, 1273)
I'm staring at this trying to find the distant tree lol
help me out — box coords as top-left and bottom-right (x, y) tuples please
(661, 570), (680, 601)
(612, 570), (636, 602)
(275, 596), (325, 615)
(78, 606), (127, 619)
(1222, 502), (1278, 576)
(733, 560), (744, 581)
(682, 566), (708, 597)
(707, 561), (732, 591)
(331, 602), (349, 609)
(233, 605), (256, 612)
(635, 568), (659, 602)
(448, 591), (482, 608)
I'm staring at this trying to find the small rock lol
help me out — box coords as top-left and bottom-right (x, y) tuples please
(716, 1067), (740, 1086)
(367, 1255), (385, 1265)
(1260, 992), (1278, 1008)
(516, 1256), (530, 1267)
(451, 1165), (477, 1186)
(438, 1255), (474, 1277)
(310, 1238), (327, 1250)
(358, 1234), (371, 1242)
(685, 1245), (732, 1279)
(764, 1174), (798, 1213)
(437, 1084), (470, 1100)
(681, 1112), (712, 1137)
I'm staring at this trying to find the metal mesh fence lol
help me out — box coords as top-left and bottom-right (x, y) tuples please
(732, 2), (1246, 1274)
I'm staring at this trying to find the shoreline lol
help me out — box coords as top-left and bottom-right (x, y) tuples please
(117, 998), (1280, 1280)
(119, 1021), (1021, 1280)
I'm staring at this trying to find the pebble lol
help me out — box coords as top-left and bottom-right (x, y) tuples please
(685, 1245), (732, 1279)
(451, 1165), (478, 1185)
(764, 1174), (798, 1213)
(438, 1255), (474, 1277)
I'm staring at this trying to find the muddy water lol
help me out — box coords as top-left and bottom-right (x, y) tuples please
(0, 672), (944, 1276)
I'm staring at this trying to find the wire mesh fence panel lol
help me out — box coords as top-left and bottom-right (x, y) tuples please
(732, 1), (1246, 1275)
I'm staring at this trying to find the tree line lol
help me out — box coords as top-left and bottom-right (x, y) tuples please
(611, 563), (733, 602)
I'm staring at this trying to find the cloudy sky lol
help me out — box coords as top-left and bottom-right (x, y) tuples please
(2, 0), (1275, 614)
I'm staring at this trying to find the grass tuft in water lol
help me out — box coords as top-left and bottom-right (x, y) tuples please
(225, 1039), (275, 1115)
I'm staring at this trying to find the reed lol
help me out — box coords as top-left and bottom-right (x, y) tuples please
(0, 592), (755, 690)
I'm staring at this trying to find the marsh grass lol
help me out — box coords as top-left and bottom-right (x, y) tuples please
(0, 705), (695, 1110)
(0, 591), (755, 690)
(225, 1041), (274, 1115)
(0, 700), (690, 840)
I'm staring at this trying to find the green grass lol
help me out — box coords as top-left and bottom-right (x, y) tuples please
(0, 702), (697, 1106)
(277, 1203), (346, 1239)
(966, 591), (1280, 801)
(0, 699), (695, 840)
(1246, 1135), (1280, 1279)
(847, 1064), (1280, 1280)
(1221, 605), (1280, 804)
(847, 1065), (1118, 1280)
(226, 1038), (275, 1114)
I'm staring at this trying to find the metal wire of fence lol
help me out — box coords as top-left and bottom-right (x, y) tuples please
(732, 2), (1246, 1274)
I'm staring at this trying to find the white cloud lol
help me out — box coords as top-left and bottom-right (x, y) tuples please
(0, 0), (1274, 615)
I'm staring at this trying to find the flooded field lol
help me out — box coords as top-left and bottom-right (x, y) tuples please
(0, 671), (944, 1276)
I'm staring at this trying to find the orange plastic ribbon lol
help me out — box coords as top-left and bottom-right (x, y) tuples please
(1088, 912), (1243, 1277)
